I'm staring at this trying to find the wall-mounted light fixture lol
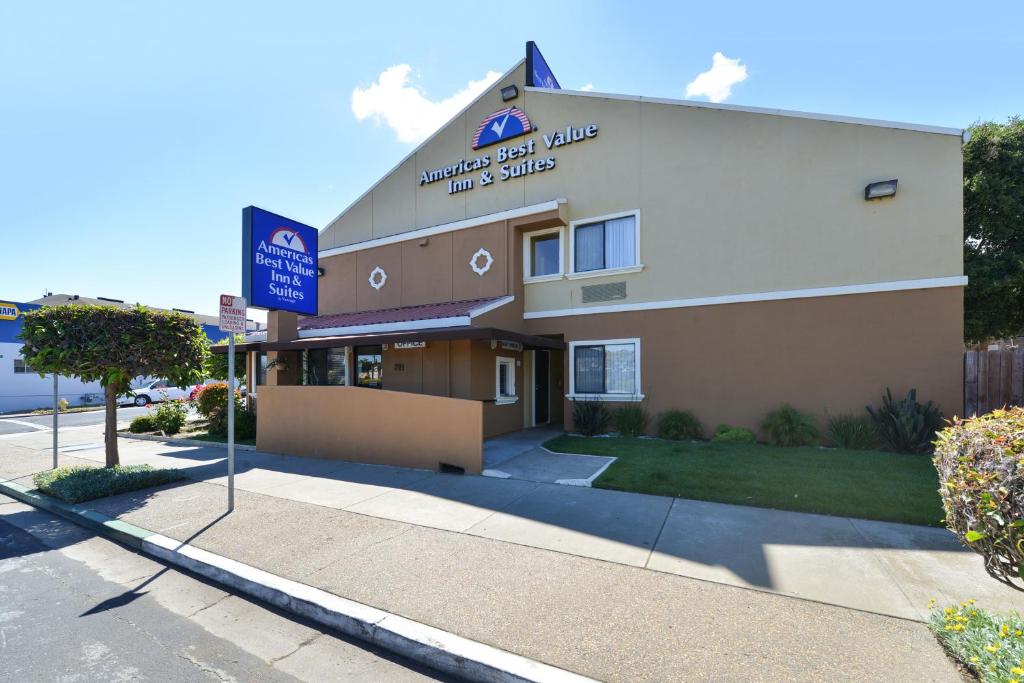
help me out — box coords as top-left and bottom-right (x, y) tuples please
(864, 179), (898, 200)
(317, 267), (325, 277)
(500, 85), (519, 102)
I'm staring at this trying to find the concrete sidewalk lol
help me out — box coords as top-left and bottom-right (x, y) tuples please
(0, 427), (1006, 679)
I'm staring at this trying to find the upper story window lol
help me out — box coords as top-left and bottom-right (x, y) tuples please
(523, 227), (564, 283)
(13, 358), (31, 374)
(570, 211), (641, 278)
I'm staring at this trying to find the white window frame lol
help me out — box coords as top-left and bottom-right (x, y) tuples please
(495, 356), (518, 405)
(567, 338), (643, 402)
(567, 209), (643, 280)
(522, 226), (564, 284)
(12, 357), (31, 374)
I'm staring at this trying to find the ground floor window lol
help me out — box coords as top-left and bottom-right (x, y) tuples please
(495, 356), (517, 404)
(256, 352), (268, 386)
(355, 345), (383, 388)
(302, 347), (348, 386)
(569, 338), (642, 400)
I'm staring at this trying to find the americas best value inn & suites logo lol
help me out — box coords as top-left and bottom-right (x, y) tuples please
(419, 106), (599, 196)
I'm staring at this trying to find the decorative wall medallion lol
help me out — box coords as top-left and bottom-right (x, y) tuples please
(368, 266), (388, 290)
(470, 248), (494, 276)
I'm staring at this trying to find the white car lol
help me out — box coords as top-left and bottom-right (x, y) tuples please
(128, 380), (190, 406)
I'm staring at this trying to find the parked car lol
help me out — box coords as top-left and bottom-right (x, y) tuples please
(128, 380), (190, 406)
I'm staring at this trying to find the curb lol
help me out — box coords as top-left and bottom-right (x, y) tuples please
(0, 479), (593, 683)
(118, 432), (257, 451)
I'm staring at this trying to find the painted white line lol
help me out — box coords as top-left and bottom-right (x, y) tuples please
(0, 419), (50, 431)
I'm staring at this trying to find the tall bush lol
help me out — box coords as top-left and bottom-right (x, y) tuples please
(867, 388), (944, 454)
(613, 404), (649, 437)
(825, 413), (878, 450)
(573, 400), (611, 437)
(656, 410), (703, 441)
(934, 408), (1024, 588)
(761, 404), (818, 447)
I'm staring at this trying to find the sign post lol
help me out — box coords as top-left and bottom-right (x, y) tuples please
(219, 294), (247, 512)
(52, 373), (58, 469)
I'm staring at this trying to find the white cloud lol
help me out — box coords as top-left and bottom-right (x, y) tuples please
(579, 83), (594, 92)
(685, 52), (748, 103)
(351, 65), (502, 144)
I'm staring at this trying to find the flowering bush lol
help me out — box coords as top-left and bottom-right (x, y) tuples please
(152, 399), (187, 435)
(193, 382), (233, 419)
(929, 600), (1024, 681)
(933, 408), (1024, 588)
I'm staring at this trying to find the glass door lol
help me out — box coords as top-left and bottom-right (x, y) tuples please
(355, 345), (383, 389)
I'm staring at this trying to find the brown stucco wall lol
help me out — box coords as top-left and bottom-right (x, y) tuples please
(256, 385), (483, 473)
(526, 287), (964, 437)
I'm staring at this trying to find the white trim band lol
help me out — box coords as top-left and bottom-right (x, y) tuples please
(524, 86), (963, 137)
(524, 276), (968, 320)
(297, 295), (515, 339)
(320, 199), (566, 258)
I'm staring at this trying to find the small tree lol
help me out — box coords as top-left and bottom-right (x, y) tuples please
(19, 305), (209, 467)
(963, 117), (1024, 342)
(207, 334), (246, 382)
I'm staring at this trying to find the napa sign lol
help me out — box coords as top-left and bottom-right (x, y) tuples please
(419, 106), (598, 196)
(242, 206), (318, 316)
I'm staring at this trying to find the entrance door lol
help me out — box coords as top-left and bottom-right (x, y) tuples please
(355, 346), (383, 388)
(534, 350), (550, 425)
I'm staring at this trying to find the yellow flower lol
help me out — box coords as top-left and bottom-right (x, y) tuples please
(1013, 667), (1024, 676)
(969, 656), (980, 663)
(927, 598), (937, 609)
(1002, 623), (1011, 637)
(1017, 629), (1023, 637)
(945, 607), (956, 615)
(986, 643), (1001, 653)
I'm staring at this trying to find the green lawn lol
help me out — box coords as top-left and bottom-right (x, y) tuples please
(545, 435), (944, 526)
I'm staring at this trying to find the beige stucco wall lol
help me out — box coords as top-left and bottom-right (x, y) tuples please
(320, 73), (962, 316)
(526, 286), (964, 436)
(256, 385), (483, 473)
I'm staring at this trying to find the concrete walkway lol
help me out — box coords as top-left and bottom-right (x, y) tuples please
(482, 426), (615, 484)
(3, 424), (1022, 626)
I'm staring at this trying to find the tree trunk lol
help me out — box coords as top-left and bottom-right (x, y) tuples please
(104, 384), (119, 467)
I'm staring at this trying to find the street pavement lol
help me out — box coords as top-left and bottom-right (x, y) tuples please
(0, 406), (151, 435)
(0, 500), (448, 682)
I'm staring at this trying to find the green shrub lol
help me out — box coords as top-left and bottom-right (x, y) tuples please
(613, 404), (649, 437)
(934, 408), (1024, 588)
(128, 415), (157, 433)
(193, 382), (232, 419)
(33, 464), (186, 504)
(825, 413), (878, 450)
(573, 400), (611, 437)
(656, 410), (703, 440)
(712, 424), (757, 444)
(761, 404), (819, 447)
(928, 601), (1024, 681)
(235, 408), (257, 440)
(153, 399), (187, 434)
(867, 388), (944, 454)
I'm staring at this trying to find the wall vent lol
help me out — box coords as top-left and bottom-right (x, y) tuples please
(581, 281), (627, 304)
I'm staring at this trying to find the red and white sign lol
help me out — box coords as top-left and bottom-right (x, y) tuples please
(218, 294), (247, 333)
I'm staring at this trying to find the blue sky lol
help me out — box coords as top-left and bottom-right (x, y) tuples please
(2, 1), (1021, 319)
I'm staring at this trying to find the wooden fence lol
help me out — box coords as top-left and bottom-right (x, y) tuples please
(965, 348), (1024, 417)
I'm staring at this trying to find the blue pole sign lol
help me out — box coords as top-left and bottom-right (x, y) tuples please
(525, 41), (560, 89)
(242, 206), (319, 315)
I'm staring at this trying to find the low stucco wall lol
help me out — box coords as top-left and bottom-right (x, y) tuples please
(256, 385), (483, 474)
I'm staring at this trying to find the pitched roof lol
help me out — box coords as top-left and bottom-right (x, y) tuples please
(300, 297), (507, 332)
